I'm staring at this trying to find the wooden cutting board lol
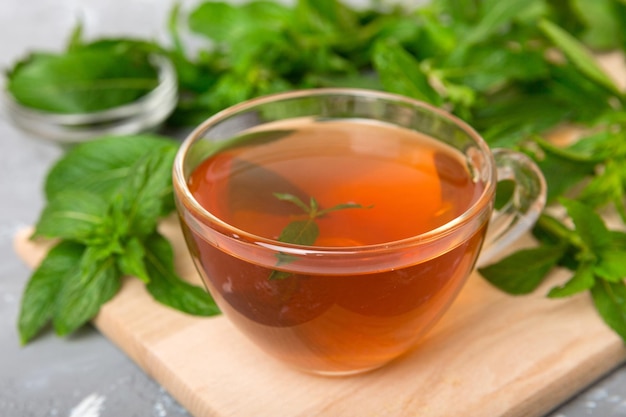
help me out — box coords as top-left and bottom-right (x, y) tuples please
(13, 217), (626, 417)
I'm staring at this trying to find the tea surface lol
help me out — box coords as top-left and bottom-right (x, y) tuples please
(188, 118), (482, 246)
(184, 118), (487, 373)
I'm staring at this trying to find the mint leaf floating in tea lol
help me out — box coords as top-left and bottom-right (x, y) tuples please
(269, 193), (372, 280)
(18, 135), (219, 344)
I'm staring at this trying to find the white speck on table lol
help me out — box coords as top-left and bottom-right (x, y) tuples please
(68, 393), (105, 417)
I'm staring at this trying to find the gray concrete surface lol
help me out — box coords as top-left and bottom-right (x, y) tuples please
(1, 1), (626, 416)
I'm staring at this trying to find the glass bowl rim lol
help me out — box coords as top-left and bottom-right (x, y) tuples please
(1, 53), (178, 143)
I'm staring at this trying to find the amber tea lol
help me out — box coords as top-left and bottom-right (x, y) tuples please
(182, 118), (487, 374)
(173, 89), (546, 375)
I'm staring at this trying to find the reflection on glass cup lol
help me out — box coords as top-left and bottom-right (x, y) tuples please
(172, 89), (546, 376)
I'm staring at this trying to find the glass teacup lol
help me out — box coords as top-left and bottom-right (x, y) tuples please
(172, 89), (546, 375)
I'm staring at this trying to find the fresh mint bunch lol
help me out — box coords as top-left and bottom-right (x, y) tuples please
(165, 0), (412, 125)
(18, 135), (219, 344)
(12, 0), (626, 345)
(479, 199), (626, 340)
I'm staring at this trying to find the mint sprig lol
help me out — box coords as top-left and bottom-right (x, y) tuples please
(18, 135), (219, 345)
(268, 193), (371, 280)
(479, 198), (626, 341)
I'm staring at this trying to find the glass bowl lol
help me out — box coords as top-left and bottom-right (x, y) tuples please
(2, 54), (178, 144)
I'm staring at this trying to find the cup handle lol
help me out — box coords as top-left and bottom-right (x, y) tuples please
(476, 148), (547, 267)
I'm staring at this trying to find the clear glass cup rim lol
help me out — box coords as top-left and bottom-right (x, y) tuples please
(173, 88), (497, 255)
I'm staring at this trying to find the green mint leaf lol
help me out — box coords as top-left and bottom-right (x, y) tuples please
(240, 1), (291, 31)
(276, 219), (320, 247)
(167, 2), (185, 57)
(44, 134), (178, 201)
(478, 244), (566, 294)
(188, 2), (248, 42)
(538, 19), (621, 96)
(79, 235), (124, 276)
(372, 40), (442, 106)
(66, 22), (84, 51)
(309, 197), (320, 215)
(269, 193), (372, 279)
(561, 198), (612, 252)
(111, 145), (178, 238)
(268, 268), (296, 281)
(144, 232), (220, 316)
(532, 214), (576, 246)
(117, 237), (150, 283)
(460, 42), (549, 93)
(594, 249), (626, 283)
(429, 0), (479, 23)
(566, 131), (621, 162)
(471, 91), (572, 148)
(7, 44), (159, 113)
(463, 0), (540, 46)
(610, 231), (626, 247)
(273, 192), (311, 214)
(494, 179), (515, 211)
(548, 261), (596, 298)
(578, 160), (626, 222)
(532, 134), (599, 163)
(570, 0), (623, 50)
(53, 247), (121, 336)
(189, 1), (289, 43)
(295, 0), (358, 33)
(32, 190), (108, 242)
(534, 140), (596, 202)
(317, 202), (373, 217)
(548, 62), (616, 122)
(591, 280), (626, 343)
(18, 241), (85, 345)
(412, 13), (456, 59)
(268, 253), (301, 280)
